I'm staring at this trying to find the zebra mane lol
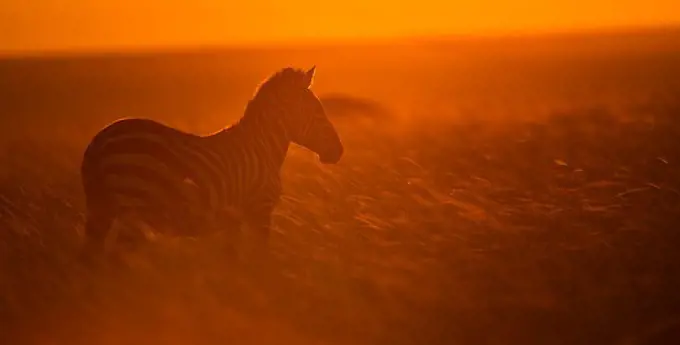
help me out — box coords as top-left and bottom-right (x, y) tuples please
(233, 67), (315, 129)
(236, 67), (311, 123)
(253, 67), (311, 98)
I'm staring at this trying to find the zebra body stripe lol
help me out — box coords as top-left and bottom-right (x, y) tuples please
(83, 118), (281, 232)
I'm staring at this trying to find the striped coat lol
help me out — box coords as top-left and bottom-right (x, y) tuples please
(80, 66), (343, 259)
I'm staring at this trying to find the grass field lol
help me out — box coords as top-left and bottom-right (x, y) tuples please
(2, 29), (680, 345)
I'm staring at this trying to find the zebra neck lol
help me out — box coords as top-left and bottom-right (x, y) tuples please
(228, 102), (291, 170)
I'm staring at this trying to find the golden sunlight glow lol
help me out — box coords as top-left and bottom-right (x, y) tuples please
(1, 0), (679, 53)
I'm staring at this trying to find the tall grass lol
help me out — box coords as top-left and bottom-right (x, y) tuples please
(2, 104), (680, 345)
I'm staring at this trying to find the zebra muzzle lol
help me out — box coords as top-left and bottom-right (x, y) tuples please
(318, 144), (343, 164)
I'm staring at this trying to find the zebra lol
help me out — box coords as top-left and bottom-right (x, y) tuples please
(79, 66), (343, 263)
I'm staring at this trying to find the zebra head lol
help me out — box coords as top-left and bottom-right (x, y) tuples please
(282, 66), (344, 164)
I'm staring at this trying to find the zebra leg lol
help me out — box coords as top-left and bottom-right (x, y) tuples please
(227, 222), (243, 262)
(114, 214), (150, 252)
(80, 158), (116, 263)
(244, 201), (275, 250)
(80, 203), (115, 264)
(215, 211), (243, 262)
(251, 217), (272, 251)
(243, 211), (273, 268)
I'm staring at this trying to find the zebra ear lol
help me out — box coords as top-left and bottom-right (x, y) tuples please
(304, 66), (316, 88)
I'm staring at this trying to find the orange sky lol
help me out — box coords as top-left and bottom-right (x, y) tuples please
(1, 0), (679, 53)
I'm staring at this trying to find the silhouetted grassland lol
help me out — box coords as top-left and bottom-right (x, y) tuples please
(3, 106), (680, 345)
(2, 31), (680, 345)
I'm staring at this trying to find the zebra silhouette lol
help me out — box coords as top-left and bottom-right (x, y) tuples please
(80, 66), (343, 261)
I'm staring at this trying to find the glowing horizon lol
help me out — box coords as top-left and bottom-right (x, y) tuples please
(2, 0), (679, 54)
